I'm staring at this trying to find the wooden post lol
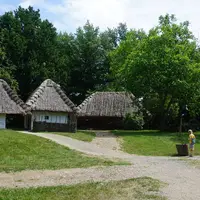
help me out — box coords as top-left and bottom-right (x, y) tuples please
(69, 113), (77, 133)
(179, 116), (183, 133)
(24, 115), (27, 130)
(31, 113), (34, 131)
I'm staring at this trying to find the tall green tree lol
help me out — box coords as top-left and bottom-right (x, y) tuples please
(55, 32), (74, 94)
(110, 14), (200, 129)
(100, 23), (128, 50)
(65, 21), (110, 104)
(0, 31), (18, 90)
(0, 6), (59, 100)
(110, 29), (147, 90)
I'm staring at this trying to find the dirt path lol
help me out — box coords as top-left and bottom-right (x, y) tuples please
(0, 165), (161, 188)
(3, 131), (200, 200)
(20, 131), (131, 159)
(91, 131), (121, 151)
(0, 156), (199, 200)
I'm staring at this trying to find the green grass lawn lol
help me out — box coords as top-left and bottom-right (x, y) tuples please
(0, 177), (166, 200)
(0, 130), (125, 172)
(52, 130), (96, 142)
(113, 130), (200, 156)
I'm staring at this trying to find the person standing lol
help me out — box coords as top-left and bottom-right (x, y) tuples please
(188, 129), (196, 157)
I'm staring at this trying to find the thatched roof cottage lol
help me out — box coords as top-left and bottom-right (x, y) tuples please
(77, 92), (137, 129)
(0, 79), (26, 129)
(25, 79), (77, 132)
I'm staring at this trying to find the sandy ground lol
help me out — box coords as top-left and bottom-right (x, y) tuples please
(90, 131), (121, 151)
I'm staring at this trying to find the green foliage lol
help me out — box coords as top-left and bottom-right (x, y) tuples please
(109, 29), (146, 90)
(2, 6), (200, 130)
(110, 14), (200, 129)
(62, 21), (115, 104)
(57, 22), (128, 104)
(0, 33), (18, 91)
(0, 6), (129, 105)
(0, 6), (60, 100)
(0, 68), (18, 91)
(123, 113), (144, 130)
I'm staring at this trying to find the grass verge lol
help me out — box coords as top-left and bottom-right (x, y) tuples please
(112, 130), (200, 156)
(52, 130), (96, 142)
(0, 177), (166, 200)
(0, 130), (126, 172)
(183, 159), (200, 168)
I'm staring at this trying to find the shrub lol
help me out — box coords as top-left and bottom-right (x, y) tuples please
(123, 112), (144, 130)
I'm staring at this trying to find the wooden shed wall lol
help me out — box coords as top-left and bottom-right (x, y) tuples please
(32, 112), (77, 132)
(77, 116), (124, 130)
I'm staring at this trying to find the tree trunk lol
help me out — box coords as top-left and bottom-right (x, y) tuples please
(160, 96), (173, 130)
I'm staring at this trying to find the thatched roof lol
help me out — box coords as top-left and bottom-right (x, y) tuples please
(26, 79), (77, 113)
(0, 79), (26, 114)
(77, 92), (137, 117)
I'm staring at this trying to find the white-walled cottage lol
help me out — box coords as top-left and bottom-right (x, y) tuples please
(25, 79), (77, 132)
(0, 79), (26, 129)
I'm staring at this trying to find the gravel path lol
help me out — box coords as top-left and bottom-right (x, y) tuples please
(91, 131), (121, 151)
(0, 165), (162, 188)
(20, 131), (131, 159)
(2, 131), (200, 200)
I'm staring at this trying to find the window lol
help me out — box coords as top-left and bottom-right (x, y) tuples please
(45, 116), (49, 120)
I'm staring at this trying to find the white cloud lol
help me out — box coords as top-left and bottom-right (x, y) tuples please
(19, 0), (45, 8)
(0, 4), (15, 13)
(66, 0), (128, 29)
(14, 0), (200, 38)
(64, 0), (200, 36)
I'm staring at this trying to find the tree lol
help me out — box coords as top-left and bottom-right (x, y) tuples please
(110, 29), (147, 90)
(0, 32), (18, 90)
(65, 21), (109, 104)
(100, 23), (128, 50)
(55, 32), (74, 94)
(110, 14), (200, 129)
(117, 23), (128, 42)
(0, 6), (59, 100)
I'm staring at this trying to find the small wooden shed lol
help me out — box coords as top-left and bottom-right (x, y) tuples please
(24, 79), (77, 132)
(0, 79), (26, 129)
(77, 92), (137, 129)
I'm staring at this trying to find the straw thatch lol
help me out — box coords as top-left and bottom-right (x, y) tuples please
(26, 79), (77, 113)
(77, 92), (137, 117)
(0, 79), (26, 114)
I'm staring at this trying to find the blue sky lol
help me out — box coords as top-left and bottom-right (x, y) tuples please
(1, 0), (200, 38)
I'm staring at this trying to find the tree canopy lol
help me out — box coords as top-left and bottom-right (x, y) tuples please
(1, 6), (200, 130)
(110, 14), (200, 129)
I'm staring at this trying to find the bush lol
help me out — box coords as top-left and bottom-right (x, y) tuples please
(123, 113), (144, 130)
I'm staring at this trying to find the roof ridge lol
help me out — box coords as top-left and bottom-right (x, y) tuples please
(95, 91), (127, 94)
(0, 79), (26, 113)
(77, 91), (136, 117)
(26, 79), (77, 112)
(77, 91), (133, 109)
(77, 92), (96, 111)
(25, 81), (46, 110)
(54, 83), (78, 112)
